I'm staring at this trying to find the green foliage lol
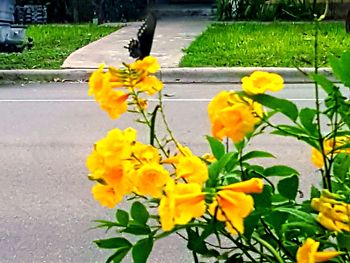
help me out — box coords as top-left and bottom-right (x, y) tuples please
(0, 24), (119, 69)
(181, 22), (350, 68)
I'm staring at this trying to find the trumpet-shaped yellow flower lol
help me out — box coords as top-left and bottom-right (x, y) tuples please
(132, 142), (160, 165)
(130, 56), (160, 74)
(242, 71), (284, 95)
(132, 163), (170, 198)
(135, 75), (164, 95)
(312, 194), (350, 232)
(208, 91), (263, 143)
(296, 238), (340, 263)
(209, 178), (264, 234)
(88, 64), (105, 99)
(221, 178), (264, 193)
(92, 183), (122, 208)
(164, 144), (208, 186)
(98, 90), (129, 119)
(159, 180), (206, 231)
(209, 190), (254, 234)
(311, 136), (350, 168)
(95, 128), (136, 168)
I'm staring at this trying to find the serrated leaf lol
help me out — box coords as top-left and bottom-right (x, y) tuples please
(241, 150), (275, 161)
(132, 237), (153, 263)
(206, 136), (225, 160)
(277, 174), (299, 200)
(106, 246), (131, 263)
(264, 165), (299, 177)
(116, 209), (129, 227)
(131, 201), (149, 225)
(94, 237), (132, 249)
(252, 93), (298, 121)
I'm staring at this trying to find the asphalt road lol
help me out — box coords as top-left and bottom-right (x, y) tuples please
(0, 82), (329, 263)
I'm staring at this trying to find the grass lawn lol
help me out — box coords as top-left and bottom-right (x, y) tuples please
(180, 22), (350, 67)
(0, 24), (120, 69)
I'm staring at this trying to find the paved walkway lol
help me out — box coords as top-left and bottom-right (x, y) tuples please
(61, 16), (212, 69)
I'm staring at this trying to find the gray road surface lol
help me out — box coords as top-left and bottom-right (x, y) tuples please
(0, 82), (326, 262)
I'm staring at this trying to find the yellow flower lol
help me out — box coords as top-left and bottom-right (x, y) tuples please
(312, 195), (350, 232)
(311, 136), (350, 168)
(130, 56), (160, 74)
(209, 178), (264, 234)
(95, 128), (136, 168)
(208, 91), (263, 143)
(242, 71), (284, 95)
(296, 238), (340, 263)
(209, 190), (254, 234)
(132, 163), (170, 198)
(99, 90), (129, 119)
(201, 153), (216, 164)
(132, 142), (160, 165)
(86, 149), (106, 181)
(135, 75), (164, 95)
(159, 180), (206, 231)
(88, 64), (105, 99)
(165, 144), (208, 186)
(221, 178), (264, 193)
(92, 183), (122, 208)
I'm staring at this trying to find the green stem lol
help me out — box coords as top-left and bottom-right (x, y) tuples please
(252, 234), (285, 263)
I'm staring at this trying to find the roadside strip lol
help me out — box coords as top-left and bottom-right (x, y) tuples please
(0, 67), (335, 84)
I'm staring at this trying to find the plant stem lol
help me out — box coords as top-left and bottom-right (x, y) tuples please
(252, 234), (285, 263)
(313, 19), (330, 190)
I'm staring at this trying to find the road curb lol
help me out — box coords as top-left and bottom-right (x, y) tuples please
(0, 67), (335, 84)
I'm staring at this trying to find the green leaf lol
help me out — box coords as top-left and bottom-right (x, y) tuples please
(333, 153), (350, 183)
(186, 228), (219, 257)
(274, 207), (315, 223)
(299, 108), (317, 135)
(122, 223), (151, 235)
(309, 73), (334, 94)
(116, 209), (129, 227)
(337, 232), (350, 250)
(264, 211), (289, 232)
(252, 93), (298, 121)
(94, 237), (132, 249)
(243, 212), (260, 239)
(207, 161), (220, 187)
(252, 185), (272, 209)
(310, 185), (321, 199)
(241, 150), (275, 161)
(132, 237), (154, 263)
(206, 136), (226, 160)
(277, 175), (299, 200)
(131, 202), (149, 225)
(106, 246), (131, 263)
(329, 52), (350, 88)
(281, 221), (320, 236)
(264, 165), (299, 177)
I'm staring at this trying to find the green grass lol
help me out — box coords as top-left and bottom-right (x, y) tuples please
(0, 24), (120, 69)
(180, 22), (350, 67)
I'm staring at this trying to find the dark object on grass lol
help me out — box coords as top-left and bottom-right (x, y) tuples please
(346, 10), (350, 33)
(125, 12), (157, 60)
(0, 0), (32, 52)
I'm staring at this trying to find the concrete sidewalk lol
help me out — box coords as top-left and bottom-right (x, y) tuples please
(61, 16), (211, 69)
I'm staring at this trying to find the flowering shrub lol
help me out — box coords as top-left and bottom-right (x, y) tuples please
(86, 53), (350, 262)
